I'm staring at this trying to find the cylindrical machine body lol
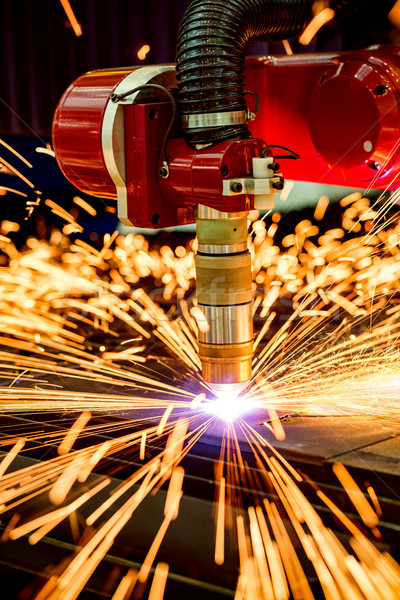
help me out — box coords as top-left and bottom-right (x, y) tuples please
(195, 205), (253, 391)
(52, 68), (138, 199)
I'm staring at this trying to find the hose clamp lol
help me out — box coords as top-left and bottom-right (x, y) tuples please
(181, 110), (247, 130)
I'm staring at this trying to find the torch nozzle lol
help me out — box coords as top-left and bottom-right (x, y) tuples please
(195, 205), (253, 392)
(207, 381), (247, 396)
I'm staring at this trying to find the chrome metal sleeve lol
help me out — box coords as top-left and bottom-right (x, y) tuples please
(181, 110), (247, 130)
(198, 303), (253, 344)
(197, 242), (248, 254)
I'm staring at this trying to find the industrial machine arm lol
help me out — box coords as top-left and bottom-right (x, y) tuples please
(52, 0), (398, 396)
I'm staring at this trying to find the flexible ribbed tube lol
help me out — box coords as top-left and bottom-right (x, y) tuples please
(176, 0), (394, 145)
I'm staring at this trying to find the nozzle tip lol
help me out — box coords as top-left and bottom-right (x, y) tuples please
(206, 382), (252, 421)
(208, 381), (248, 396)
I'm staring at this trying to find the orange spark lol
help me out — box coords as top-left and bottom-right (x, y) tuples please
(314, 195), (330, 221)
(148, 563), (169, 600)
(58, 411), (92, 455)
(73, 196), (97, 216)
(156, 405), (174, 436)
(60, 0), (83, 37)
(164, 466), (184, 520)
(389, 1), (400, 27)
(0, 139), (32, 167)
(138, 491), (183, 583)
(332, 463), (379, 529)
(214, 476), (225, 565)
(0, 439), (25, 478)
(140, 432), (146, 460)
(137, 44), (151, 60)
(35, 147), (56, 157)
(282, 40), (293, 55)
(0, 156), (34, 188)
(299, 8), (335, 45)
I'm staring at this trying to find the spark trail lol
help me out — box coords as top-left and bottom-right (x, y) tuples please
(0, 185), (400, 597)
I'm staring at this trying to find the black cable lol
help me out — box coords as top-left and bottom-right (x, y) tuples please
(261, 144), (301, 160)
(243, 90), (261, 118)
(176, 0), (396, 147)
(111, 83), (177, 172)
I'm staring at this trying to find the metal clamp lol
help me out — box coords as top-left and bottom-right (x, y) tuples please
(222, 177), (283, 196)
(181, 110), (247, 130)
(222, 175), (284, 210)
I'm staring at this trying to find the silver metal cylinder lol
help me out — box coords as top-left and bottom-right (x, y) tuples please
(195, 205), (254, 391)
(197, 242), (248, 254)
(198, 303), (253, 344)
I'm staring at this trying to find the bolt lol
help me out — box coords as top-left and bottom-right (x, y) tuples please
(231, 182), (243, 193)
(272, 178), (284, 191)
(369, 161), (381, 170)
(221, 165), (229, 177)
(374, 85), (387, 96)
(158, 166), (169, 178)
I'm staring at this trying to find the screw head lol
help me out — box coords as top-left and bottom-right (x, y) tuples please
(158, 166), (169, 178)
(221, 165), (229, 177)
(269, 161), (280, 172)
(231, 182), (243, 193)
(369, 161), (381, 171)
(272, 179), (284, 191)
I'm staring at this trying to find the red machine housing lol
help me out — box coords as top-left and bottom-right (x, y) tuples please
(53, 45), (400, 228)
(53, 67), (138, 200)
(246, 45), (400, 190)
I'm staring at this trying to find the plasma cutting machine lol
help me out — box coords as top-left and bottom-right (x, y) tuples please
(52, 0), (400, 395)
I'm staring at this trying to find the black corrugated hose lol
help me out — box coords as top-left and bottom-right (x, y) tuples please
(176, 0), (396, 146)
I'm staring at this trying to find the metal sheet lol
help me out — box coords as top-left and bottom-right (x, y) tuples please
(331, 435), (400, 476)
(202, 413), (400, 468)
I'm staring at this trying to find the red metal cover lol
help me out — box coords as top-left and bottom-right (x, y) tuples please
(52, 68), (138, 199)
(246, 46), (400, 190)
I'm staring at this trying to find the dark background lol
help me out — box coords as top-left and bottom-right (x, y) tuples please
(0, 0), (397, 240)
(2, 0), (396, 138)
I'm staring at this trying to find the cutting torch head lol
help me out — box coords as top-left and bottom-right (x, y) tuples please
(207, 381), (248, 395)
(52, 67), (282, 396)
(195, 205), (254, 392)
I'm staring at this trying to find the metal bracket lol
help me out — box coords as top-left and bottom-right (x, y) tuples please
(222, 177), (283, 196)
